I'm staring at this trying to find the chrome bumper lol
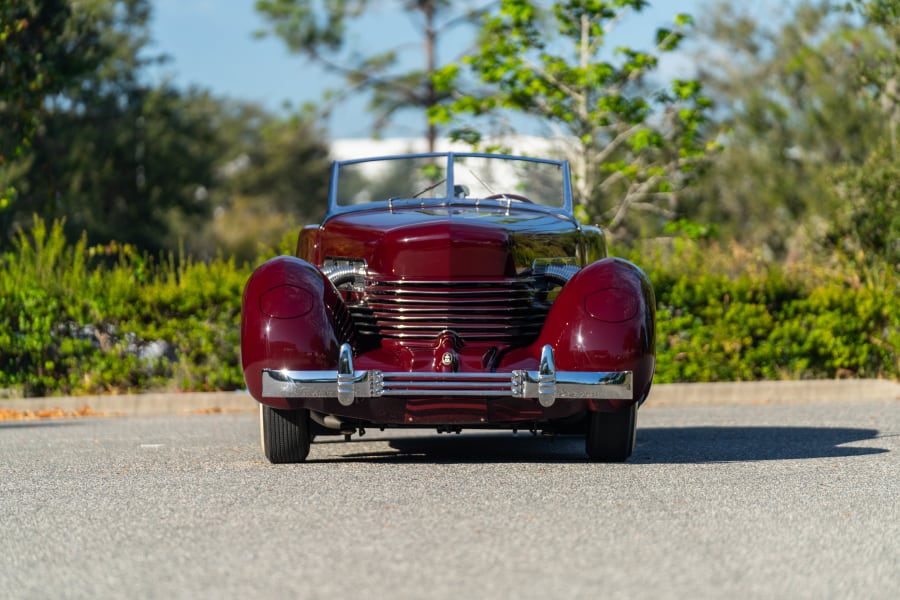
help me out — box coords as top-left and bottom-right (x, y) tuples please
(261, 344), (632, 408)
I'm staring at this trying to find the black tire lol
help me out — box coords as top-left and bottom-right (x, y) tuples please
(260, 405), (311, 463)
(585, 403), (637, 462)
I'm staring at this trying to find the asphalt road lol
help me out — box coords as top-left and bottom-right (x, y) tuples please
(1, 399), (898, 599)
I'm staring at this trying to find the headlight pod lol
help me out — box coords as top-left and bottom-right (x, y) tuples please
(585, 287), (639, 323)
(259, 284), (314, 319)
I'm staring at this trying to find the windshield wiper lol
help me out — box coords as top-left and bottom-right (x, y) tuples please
(412, 178), (446, 199)
(467, 169), (494, 195)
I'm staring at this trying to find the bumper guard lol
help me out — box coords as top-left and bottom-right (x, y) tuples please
(261, 344), (632, 408)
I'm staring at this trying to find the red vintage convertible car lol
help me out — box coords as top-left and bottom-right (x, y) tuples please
(241, 153), (655, 462)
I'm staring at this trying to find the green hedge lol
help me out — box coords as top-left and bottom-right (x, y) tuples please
(639, 239), (899, 382)
(1, 219), (898, 398)
(0, 218), (248, 397)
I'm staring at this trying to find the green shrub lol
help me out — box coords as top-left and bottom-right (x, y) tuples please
(0, 217), (248, 397)
(1, 218), (898, 398)
(633, 238), (900, 382)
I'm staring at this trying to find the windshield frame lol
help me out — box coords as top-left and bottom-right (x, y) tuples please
(326, 152), (573, 218)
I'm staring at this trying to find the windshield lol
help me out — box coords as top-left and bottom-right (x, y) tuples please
(333, 153), (568, 210)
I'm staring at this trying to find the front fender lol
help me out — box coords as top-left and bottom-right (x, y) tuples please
(535, 257), (655, 407)
(241, 256), (344, 403)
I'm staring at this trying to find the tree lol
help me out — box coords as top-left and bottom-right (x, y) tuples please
(0, 0), (223, 252)
(431, 0), (713, 240)
(254, 0), (487, 149)
(856, 0), (900, 152)
(0, 0), (106, 208)
(2, 1), (334, 257)
(682, 1), (890, 259)
(823, 0), (900, 271)
(206, 106), (332, 262)
(15, 86), (226, 252)
(826, 150), (900, 271)
(11, 82), (331, 258)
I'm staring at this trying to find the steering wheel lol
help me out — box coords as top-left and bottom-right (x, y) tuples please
(484, 193), (534, 204)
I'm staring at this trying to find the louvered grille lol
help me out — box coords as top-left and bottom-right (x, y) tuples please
(349, 278), (549, 345)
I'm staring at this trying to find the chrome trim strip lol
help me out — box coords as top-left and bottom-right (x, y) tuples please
(370, 278), (536, 285)
(261, 344), (632, 406)
(327, 153), (573, 219)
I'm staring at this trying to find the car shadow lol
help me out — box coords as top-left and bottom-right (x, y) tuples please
(632, 426), (889, 464)
(306, 426), (889, 464)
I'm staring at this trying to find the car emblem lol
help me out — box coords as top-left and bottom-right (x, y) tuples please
(441, 352), (454, 366)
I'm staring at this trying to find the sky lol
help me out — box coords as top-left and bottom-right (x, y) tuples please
(147, 0), (709, 140)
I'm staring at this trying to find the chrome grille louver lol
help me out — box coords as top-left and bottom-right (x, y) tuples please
(349, 278), (550, 344)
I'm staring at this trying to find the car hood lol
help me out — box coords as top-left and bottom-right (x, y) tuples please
(317, 205), (582, 278)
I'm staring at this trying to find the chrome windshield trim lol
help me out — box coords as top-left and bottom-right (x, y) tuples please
(262, 344), (632, 406)
(326, 152), (574, 219)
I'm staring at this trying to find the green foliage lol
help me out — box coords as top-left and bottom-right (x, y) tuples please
(683, 0), (897, 259)
(5, 1), (900, 395)
(1, 0), (96, 162)
(3, 217), (899, 398)
(10, 86), (223, 254)
(824, 148), (900, 270)
(1, 1), (331, 260)
(634, 238), (900, 382)
(433, 0), (715, 242)
(820, 0), (900, 272)
(179, 105), (331, 263)
(0, 217), (248, 397)
(1, 0), (108, 208)
(1, 0), (211, 253)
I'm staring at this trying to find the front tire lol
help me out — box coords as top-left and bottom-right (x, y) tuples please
(260, 405), (311, 463)
(586, 403), (637, 462)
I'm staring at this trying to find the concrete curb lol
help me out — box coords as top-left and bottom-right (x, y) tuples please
(0, 391), (257, 417)
(647, 379), (900, 406)
(1, 379), (898, 417)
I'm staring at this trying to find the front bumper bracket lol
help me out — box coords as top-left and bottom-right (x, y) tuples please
(262, 344), (632, 408)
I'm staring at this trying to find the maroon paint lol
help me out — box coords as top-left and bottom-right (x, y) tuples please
(240, 256), (342, 403)
(241, 205), (655, 423)
(314, 206), (578, 277)
(502, 258), (656, 411)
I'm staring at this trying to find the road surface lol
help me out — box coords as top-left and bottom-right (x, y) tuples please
(1, 398), (898, 599)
